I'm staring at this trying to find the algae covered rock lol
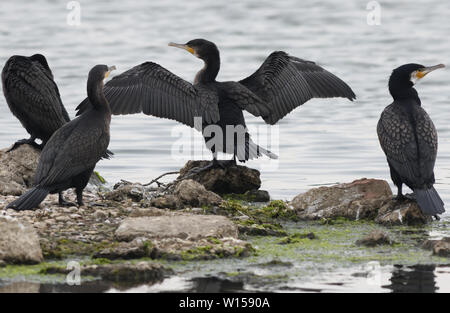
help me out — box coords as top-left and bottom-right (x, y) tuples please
(0, 145), (40, 196)
(355, 230), (392, 247)
(178, 160), (261, 194)
(115, 214), (238, 241)
(291, 178), (392, 220)
(422, 237), (450, 257)
(0, 216), (43, 264)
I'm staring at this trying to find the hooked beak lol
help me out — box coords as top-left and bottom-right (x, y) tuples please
(417, 64), (445, 78)
(105, 65), (116, 79)
(168, 42), (196, 55)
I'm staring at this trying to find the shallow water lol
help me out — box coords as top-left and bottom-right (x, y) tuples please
(0, 0), (450, 293)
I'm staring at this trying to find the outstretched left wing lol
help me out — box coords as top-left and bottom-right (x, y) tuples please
(239, 51), (356, 125)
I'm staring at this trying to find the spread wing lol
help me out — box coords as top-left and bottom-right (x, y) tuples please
(76, 62), (219, 127)
(239, 51), (356, 124)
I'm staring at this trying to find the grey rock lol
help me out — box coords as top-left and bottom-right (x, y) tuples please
(0, 216), (43, 264)
(174, 179), (222, 207)
(115, 214), (239, 242)
(0, 145), (40, 196)
(150, 194), (178, 209)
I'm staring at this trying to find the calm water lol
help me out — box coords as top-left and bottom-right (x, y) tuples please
(1, 0), (450, 293)
(1, 0), (450, 203)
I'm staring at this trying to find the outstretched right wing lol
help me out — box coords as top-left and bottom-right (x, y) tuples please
(76, 62), (219, 127)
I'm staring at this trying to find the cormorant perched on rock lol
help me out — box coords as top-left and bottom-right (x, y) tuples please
(7, 65), (115, 211)
(2, 54), (70, 151)
(76, 39), (355, 171)
(377, 63), (445, 217)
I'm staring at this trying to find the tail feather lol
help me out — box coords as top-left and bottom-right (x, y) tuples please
(414, 187), (445, 216)
(6, 187), (49, 211)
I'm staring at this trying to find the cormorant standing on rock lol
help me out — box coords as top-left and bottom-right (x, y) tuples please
(7, 65), (115, 211)
(2, 54), (70, 151)
(76, 39), (355, 172)
(377, 63), (445, 217)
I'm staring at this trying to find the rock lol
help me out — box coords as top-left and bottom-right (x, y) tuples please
(245, 190), (270, 202)
(150, 195), (178, 209)
(45, 262), (170, 283)
(375, 200), (432, 226)
(356, 230), (392, 247)
(291, 178), (392, 220)
(129, 207), (168, 217)
(115, 214), (239, 242)
(422, 237), (450, 257)
(0, 145), (40, 196)
(178, 160), (261, 194)
(104, 182), (147, 202)
(0, 216), (43, 264)
(94, 240), (150, 260)
(0, 260), (6, 267)
(93, 210), (107, 220)
(174, 179), (222, 207)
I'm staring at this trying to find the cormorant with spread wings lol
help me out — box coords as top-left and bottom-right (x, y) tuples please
(76, 39), (355, 171)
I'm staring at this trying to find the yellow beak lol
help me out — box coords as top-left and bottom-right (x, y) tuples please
(168, 42), (195, 55)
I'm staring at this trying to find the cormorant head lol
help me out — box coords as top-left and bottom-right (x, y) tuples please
(168, 39), (219, 61)
(88, 64), (116, 84)
(30, 54), (51, 72)
(389, 63), (444, 99)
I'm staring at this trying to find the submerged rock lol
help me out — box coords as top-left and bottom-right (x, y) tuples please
(0, 216), (43, 264)
(355, 230), (392, 247)
(115, 214), (238, 241)
(291, 178), (392, 220)
(422, 237), (450, 257)
(44, 261), (170, 283)
(0, 145), (40, 196)
(178, 160), (261, 194)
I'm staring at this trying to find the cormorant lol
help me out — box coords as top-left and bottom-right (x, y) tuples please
(7, 64), (115, 211)
(2, 54), (70, 150)
(76, 39), (355, 170)
(377, 63), (445, 216)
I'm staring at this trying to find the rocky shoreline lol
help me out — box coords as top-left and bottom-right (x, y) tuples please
(0, 144), (449, 291)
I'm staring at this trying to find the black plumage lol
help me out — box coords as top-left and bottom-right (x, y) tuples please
(7, 64), (115, 211)
(2, 54), (70, 150)
(377, 63), (445, 216)
(76, 39), (355, 166)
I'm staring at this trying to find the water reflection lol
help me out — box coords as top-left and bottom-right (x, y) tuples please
(383, 265), (438, 293)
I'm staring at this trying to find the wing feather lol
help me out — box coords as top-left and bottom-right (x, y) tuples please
(240, 51), (355, 124)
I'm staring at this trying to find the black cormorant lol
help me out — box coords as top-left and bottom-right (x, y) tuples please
(76, 39), (355, 170)
(7, 64), (115, 210)
(377, 63), (445, 216)
(2, 54), (70, 150)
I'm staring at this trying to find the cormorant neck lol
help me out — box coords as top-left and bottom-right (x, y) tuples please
(87, 79), (110, 112)
(389, 79), (421, 105)
(195, 51), (220, 84)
